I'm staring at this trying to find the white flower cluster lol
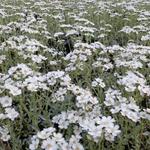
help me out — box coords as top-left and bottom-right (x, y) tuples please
(0, 55), (6, 64)
(1, 68), (72, 95)
(52, 87), (67, 102)
(52, 105), (121, 142)
(80, 116), (121, 142)
(92, 77), (106, 88)
(4, 80), (22, 96)
(76, 26), (96, 33)
(29, 127), (84, 150)
(119, 26), (138, 34)
(6, 36), (47, 54)
(31, 54), (47, 64)
(0, 96), (12, 108)
(8, 63), (34, 79)
(67, 84), (98, 109)
(0, 96), (19, 121)
(104, 88), (150, 122)
(80, 106), (120, 142)
(117, 71), (146, 92)
(0, 126), (10, 142)
(1, 64), (35, 96)
(64, 48), (92, 72)
(138, 85), (150, 97)
(52, 110), (80, 129)
(141, 34), (150, 41)
(140, 108), (150, 120)
(92, 57), (114, 71)
(49, 60), (59, 65)
(23, 71), (71, 93)
(0, 96), (19, 142)
(23, 75), (48, 92)
(115, 58), (143, 69)
(64, 42), (100, 72)
(23, 71), (66, 92)
(45, 71), (66, 86)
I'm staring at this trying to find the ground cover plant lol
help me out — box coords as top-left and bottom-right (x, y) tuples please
(0, 0), (150, 150)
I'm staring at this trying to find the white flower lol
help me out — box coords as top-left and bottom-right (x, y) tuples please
(49, 61), (58, 65)
(103, 63), (114, 71)
(5, 108), (19, 121)
(138, 85), (150, 96)
(120, 26), (137, 34)
(105, 125), (121, 137)
(92, 78), (105, 88)
(31, 54), (47, 63)
(70, 142), (84, 150)
(0, 127), (10, 142)
(79, 118), (102, 142)
(52, 133), (63, 143)
(0, 96), (12, 108)
(69, 135), (84, 150)
(1, 132), (10, 142)
(141, 34), (150, 41)
(54, 32), (64, 37)
(126, 111), (140, 122)
(52, 112), (70, 129)
(91, 81), (98, 87)
(66, 30), (79, 36)
(37, 127), (56, 139)
(41, 138), (58, 150)
(0, 113), (7, 120)
(140, 109), (150, 120)
(29, 136), (40, 150)
(97, 116), (115, 128)
(120, 103), (140, 122)
(8, 64), (33, 78)
(5, 84), (22, 96)
(0, 55), (6, 64)
(117, 71), (146, 92)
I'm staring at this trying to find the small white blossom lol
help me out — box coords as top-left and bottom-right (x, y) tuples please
(0, 126), (10, 142)
(0, 96), (12, 108)
(5, 108), (19, 121)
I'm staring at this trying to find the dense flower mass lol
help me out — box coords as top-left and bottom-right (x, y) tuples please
(0, 0), (150, 149)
